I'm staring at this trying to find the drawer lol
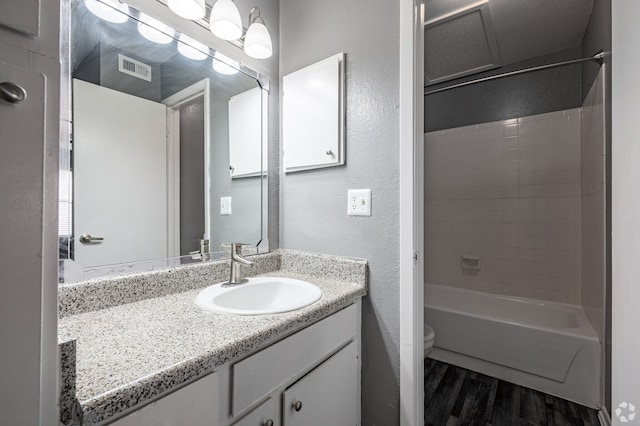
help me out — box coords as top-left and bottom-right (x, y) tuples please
(110, 373), (218, 426)
(232, 304), (357, 416)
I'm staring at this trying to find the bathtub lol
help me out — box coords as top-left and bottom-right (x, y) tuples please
(425, 284), (601, 408)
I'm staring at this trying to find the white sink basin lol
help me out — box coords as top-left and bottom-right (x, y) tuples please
(195, 277), (323, 315)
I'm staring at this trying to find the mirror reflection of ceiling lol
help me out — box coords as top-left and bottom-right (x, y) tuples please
(424, 0), (595, 85)
(71, 0), (256, 101)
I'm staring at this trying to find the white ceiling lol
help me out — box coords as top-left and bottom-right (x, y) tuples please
(424, 0), (595, 85)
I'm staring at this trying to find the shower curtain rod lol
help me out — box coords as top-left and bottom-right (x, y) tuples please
(424, 51), (610, 96)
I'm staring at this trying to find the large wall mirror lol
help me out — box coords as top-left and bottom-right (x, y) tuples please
(59, 0), (268, 282)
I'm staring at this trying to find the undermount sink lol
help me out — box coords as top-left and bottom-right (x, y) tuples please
(195, 277), (323, 315)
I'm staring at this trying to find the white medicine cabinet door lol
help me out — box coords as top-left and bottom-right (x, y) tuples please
(282, 341), (358, 426)
(229, 86), (264, 178)
(282, 53), (345, 173)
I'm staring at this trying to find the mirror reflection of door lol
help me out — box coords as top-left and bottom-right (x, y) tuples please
(73, 79), (208, 267)
(178, 97), (205, 256)
(73, 79), (169, 267)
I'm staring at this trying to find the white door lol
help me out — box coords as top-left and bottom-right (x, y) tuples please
(73, 79), (168, 268)
(0, 0), (40, 37)
(282, 341), (358, 426)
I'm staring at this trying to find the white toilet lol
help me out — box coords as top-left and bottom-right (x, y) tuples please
(424, 325), (435, 357)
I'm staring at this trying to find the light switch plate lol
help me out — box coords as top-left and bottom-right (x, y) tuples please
(220, 196), (232, 215)
(347, 189), (371, 216)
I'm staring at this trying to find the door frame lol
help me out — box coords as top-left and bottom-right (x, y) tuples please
(162, 78), (211, 257)
(399, 0), (425, 425)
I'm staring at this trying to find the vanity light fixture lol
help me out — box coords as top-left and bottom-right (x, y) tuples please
(167, 0), (206, 20)
(177, 33), (209, 60)
(212, 51), (239, 75)
(208, 2), (272, 59)
(84, 0), (129, 23)
(209, 0), (243, 41)
(137, 13), (174, 44)
(243, 7), (272, 59)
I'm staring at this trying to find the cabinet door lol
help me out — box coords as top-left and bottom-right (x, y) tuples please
(282, 341), (358, 426)
(232, 397), (279, 426)
(229, 87), (263, 178)
(0, 0), (40, 37)
(282, 53), (345, 173)
(110, 373), (218, 426)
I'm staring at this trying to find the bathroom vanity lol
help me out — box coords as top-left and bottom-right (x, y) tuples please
(58, 250), (367, 425)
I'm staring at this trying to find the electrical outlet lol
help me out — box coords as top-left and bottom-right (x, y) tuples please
(220, 196), (232, 215)
(347, 189), (371, 216)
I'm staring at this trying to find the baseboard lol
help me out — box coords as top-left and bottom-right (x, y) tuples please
(598, 407), (611, 426)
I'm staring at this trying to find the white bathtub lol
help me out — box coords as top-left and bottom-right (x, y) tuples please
(425, 284), (601, 408)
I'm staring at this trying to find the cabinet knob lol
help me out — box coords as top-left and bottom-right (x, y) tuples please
(326, 150), (333, 156)
(264, 420), (274, 426)
(293, 400), (303, 412)
(0, 81), (27, 104)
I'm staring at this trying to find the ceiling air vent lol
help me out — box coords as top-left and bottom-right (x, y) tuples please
(118, 54), (152, 82)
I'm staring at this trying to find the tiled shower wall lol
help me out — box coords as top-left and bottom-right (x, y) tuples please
(581, 68), (606, 335)
(424, 109), (582, 304)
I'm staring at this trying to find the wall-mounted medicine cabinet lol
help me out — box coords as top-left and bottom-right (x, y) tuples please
(282, 53), (345, 173)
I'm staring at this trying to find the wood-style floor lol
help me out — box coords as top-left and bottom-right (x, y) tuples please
(424, 358), (600, 426)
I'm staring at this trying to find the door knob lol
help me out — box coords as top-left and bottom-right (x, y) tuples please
(79, 234), (104, 244)
(264, 420), (274, 426)
(293, 400), (303, 412)
(0, 82), (27, 104)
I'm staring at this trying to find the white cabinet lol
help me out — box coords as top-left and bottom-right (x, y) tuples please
(282, 53), (345, 173)
(229, 87), (264, 178)
(230, 303), (361, 426)
(232, 397), (279, 426)
(283, 341), (358, 426)
(111, 373), (219, 426)
(231, 303), (358, 416)
(104, 301), (361, 426)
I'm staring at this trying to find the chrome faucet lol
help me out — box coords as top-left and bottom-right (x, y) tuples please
(225, 243), (254, 285)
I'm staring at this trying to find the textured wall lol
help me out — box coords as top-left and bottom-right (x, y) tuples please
(425, 109), (583, 304)
(424, 49), (583, 132)
(279, 0), (401, 424)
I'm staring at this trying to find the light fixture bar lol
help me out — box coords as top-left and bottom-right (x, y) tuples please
(155, 0), (246, 48)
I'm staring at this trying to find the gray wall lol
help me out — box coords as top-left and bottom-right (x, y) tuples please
(424, 48), (583, 132)
(581, 0), (612, 413)
(279, 0), (401, 424)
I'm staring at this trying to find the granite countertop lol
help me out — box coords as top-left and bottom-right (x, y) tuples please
(58, 250), (367, 425)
